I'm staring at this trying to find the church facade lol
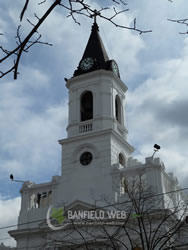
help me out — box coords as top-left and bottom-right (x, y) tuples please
(9, 22), (188, 250)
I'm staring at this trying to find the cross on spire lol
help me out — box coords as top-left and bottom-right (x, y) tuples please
(90, 9), (100, 24)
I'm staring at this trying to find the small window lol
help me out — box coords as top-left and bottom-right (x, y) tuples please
(80, 91), (93, 121)
(30, 193), (36, 209)
(41, 192), (48, 208)
(119, 153), (125, 167)
(115, 95), (122, 124)
(48, 191), (52, 205)
(36, 193), (41, 208)
(120, 177), (128, 194)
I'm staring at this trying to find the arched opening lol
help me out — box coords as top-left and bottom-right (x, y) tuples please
(115, 95), (122, 124)
(119, 153), (125, 167)
(80, 91), (93, 121)
(120, 176), (128, 194)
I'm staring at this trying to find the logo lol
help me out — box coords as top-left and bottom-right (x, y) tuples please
(46, 205), (66, 230)
(46, 206), (127, 231)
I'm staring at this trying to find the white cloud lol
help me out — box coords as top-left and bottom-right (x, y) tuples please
(127, 36), (188, 186)
(0, 66), (68, 182)
(28, 0), (145, 80)
(1, 0), (188, 246)
(0, 196), (21, 247)
(98, 12), (145, 82)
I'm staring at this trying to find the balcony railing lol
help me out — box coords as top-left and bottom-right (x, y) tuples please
(79, 122), (93, 133)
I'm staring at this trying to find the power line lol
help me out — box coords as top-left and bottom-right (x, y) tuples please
(0, 199), (188, 246)
(0, 186), (188, 233)
(0, 218), (46, 231)
(0, 237), (12, 240)
(0, 243), (49, 249)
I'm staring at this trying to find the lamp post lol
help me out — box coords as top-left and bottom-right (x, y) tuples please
(10, 174), (25, 183)
(152, 144), (161, 158)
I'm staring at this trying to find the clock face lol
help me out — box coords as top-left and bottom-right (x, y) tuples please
(111, 61), (119, 77)
(80, 152), (93, 166)
(80, 57), (94, 71)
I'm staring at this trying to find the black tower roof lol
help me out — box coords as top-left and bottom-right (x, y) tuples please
(73, 22), (110, 77)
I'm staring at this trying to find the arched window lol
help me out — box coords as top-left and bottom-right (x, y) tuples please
(115, 95), (122, 124)
(80, 91), (93, 121)
(119, 153), (125, 167)
(120, 176), (128, 194)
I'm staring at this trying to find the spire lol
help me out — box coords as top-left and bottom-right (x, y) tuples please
(73, 21), (110, 77)
(84, 22), (109, 63)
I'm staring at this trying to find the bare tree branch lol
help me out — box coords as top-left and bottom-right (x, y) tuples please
(0, 0), (152, 80)
(40, 175), (188, 249)
(20, 0), (30, 22)
(168, 18), (188, 34)
(38, 0), (47, 5)
(0, 0), (60, 79)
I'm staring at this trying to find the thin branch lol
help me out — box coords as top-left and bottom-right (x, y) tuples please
(27, 19), (36, 28)
(20, 0), (30, 21)
(0, 0), (60, 79)
(38, 0), (47, 5)
(34, 13), (40, 21)
(168, 18), (188, 34)
(0, 0), (152, 79)
(168, 18), (188, 25)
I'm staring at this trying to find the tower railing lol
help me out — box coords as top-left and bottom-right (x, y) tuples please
(79, 121), (93, 133)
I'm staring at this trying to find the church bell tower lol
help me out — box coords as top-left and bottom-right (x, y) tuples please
(58, 21), (134, 205)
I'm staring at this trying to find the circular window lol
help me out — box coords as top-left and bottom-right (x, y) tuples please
(80, 152), (93, 166)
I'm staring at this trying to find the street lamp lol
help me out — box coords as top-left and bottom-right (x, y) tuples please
(152, 144), (161, 158)
(10, 174), (25, 183)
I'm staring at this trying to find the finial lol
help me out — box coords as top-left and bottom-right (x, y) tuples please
(90, 9), (100, 24)
(90, 10), (100, 32)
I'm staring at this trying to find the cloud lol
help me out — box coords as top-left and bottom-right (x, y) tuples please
(0, 66), (68, 189)
(1, 1), (188, 246)
(97, 11), (145, 83)
(28, 0), (145, 80)
(127, 38), (188, 185)
(0, 196), (21, 247)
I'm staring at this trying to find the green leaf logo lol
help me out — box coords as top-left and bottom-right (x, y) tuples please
(51, 207), (65, 224)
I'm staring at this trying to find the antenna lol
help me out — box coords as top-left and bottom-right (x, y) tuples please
(152, 144), (161, 158)
(10, 174), (25, 183)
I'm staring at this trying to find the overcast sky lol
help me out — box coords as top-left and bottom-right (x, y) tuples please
(0, 0), (188, 246)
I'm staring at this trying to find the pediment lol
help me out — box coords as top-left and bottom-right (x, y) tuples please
(65, 200), (96, 212)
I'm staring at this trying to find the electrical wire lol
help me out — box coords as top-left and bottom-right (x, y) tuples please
(0, 237), (12, 240)
(0, 244), (52, 249)
(0, 186), (188, 233)
(0, 218), (46, 231)
(1, 195), (188, 247)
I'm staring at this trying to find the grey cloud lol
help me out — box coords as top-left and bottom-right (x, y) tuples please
(140, 98), (188, 129)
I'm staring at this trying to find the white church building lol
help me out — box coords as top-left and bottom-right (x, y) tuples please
(8, 21), (188, 250)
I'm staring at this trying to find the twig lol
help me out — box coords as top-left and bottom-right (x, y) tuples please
(20, 0), (30, 21)
(0, 0), (152, 79)
(168, 18), (188, 34)
(0, 0), (60, 79)
(38, 0), (46, 5)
